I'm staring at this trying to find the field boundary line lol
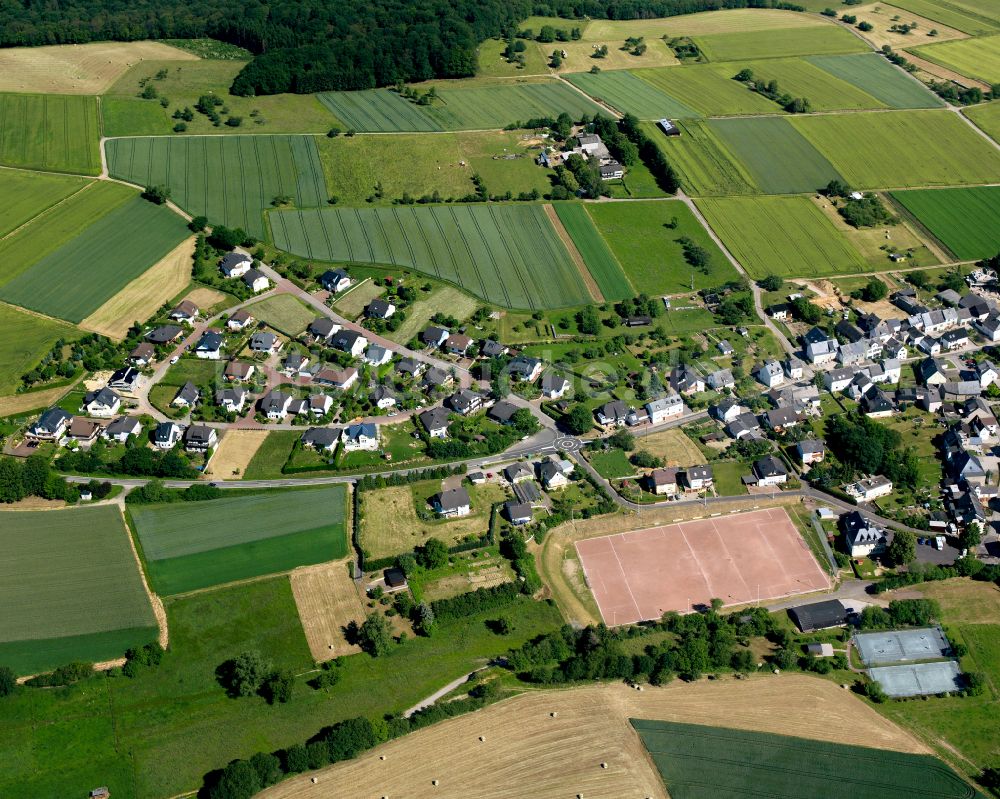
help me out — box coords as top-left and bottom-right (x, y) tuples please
(117, 503), (169, 650)
(543, 203), (604, 303)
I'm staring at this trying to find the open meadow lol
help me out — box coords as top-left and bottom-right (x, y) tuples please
(642, 119), (759, 196)
(790, 110), (1000, 189)
(269, 203), (593, 310)
(0, 93), (101, 174)
(697, 196), (868, 279)
(207, 429), (269, 479)
(0, 171), (91, 238)
(585, 200), (737, 294)
(250, 294), (316, 336)
(553, 203), (632, 301)
(727, 57), (891, 111)
(0, 302), (79, 395)
(966, 101), (1000, 143)
(892, 186), (1000, 260)
(587, 8), (830, 38)
(129, 485), (348, 595)
(0, 195), (190, 323)
(106, 134), (328, 240)
(386, 284), (480, 344)
(911, 34), (1000, 84)
(290, 559), (366, 660)
(844, 4), (968, 50)
(0, 505), (158, 674)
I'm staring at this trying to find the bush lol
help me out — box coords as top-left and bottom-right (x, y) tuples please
(218, 650), (272, 697)
(0, 665), (15, 697)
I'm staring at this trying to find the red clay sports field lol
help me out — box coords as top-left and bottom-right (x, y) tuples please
(575, 507), (829, 625)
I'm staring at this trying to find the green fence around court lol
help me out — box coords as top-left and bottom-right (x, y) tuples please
(270, 203), (593, 309)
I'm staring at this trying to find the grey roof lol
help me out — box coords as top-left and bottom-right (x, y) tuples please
(105, 416), (141, 437)
(422, 326), (450, 345)
(261, 390), (292, 413)
(302, 427), (340, 449)
(367, 298), (394, 318)
(174, 381), (199, 405)
(481, 339), (506, 357)
(435, 487), (470, 512)
(798, 439), (825, 454)
(185, 423), (215, 444)
(788, 599), (849, 632)
(508, 355), (542, 379)
(196, 331), (224, 351)
(35, 406), (72, 431)
(84, 387), (120, 407)
(146, 324), (184, 343)
(596, 399), (628, 421)
(420, 406), (451, 432)
(754, 455), (787, 479)
(242, 267), (267, 284)
(488, 400), (519, 423)
(331, 329), (365, 352)
(396, 357), (422, 375)
(540, 372), (568, 393)
(504, 500), (532, 522)
(320, 268), (349, 286)
(423, 366), (451, 386)
(250, 331), (278, 350)
(448, 389), (483, 413)
(220, 252), (249, 271)
(154, 421), (181, 442)
(309, 317), (338, 338)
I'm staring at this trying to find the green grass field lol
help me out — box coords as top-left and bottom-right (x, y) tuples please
(807, 53), (945, 109)
(708, 117), (843, 194)
(0, 171), (91, 238)
(0, 93), (100, 174)
(698, 196), (868, 279)
(641, 119), (759, 196)
(0, 302), (79, 395)
(318, 80), (604, 132)
(633, 719), (983, 799)
(585, 200), (738, 294)
(966, 101), (1000, 144)
(891, 0), (999, 35)
(0, 195), (190, 323)
(106, 134), (328, 240)
(129, 485), (348, 594)
(0, 505), (157, 674)
(589, 448), (636, 478)
(692, 24), (869, 62)
(565, 70), (699, 119)
(553, 203), (633, 301)
(790, 110), (1000, 189)
(249, 294), (316, 336)
(730, 57), (889, 111)
(270, 203), (592, 309)
(635, 65), (781, 116)
(892, 187), (1000, 260)
(0, 575), (562, 799)
(911, 34), (1000, 84)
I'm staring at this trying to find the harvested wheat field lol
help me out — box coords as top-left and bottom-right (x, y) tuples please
(0, 379), (78, 417)
(182, 286), (227, 312)
(634, 427), (704, 467)
(207, 430), (269, 479)
(0, 41), (196, 95)
(259, 676), (927, 799)
(291, 559), (365, 660)
(848, 4), (966, 50)
(80, 237), (195, 339)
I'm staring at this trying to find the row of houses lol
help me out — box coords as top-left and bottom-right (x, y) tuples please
(595, 393), (685, 428)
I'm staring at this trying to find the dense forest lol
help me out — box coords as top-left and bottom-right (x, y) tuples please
(0, 0), (802, 94)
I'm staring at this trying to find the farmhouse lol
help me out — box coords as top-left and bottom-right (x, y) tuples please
(184, 424), (217, 452)
(420, 406), (451, 438)
(171, 381), (200, 408)
(154, 421), (183, 449)
(220, 252), (252, 278)
(82, 387), (121, 418)
(227, 308), (254, 331)
(342, 422), (379, 451)
(319, 268), (351, 293)
(432, 487), (471, 518)
(194, 331), (224, 360)
(841, 511), (888, 558)
(600, 161), (624, 180)
(242, 268), (270, 293)
(169, 299), (199, 324)
(302, 427), (340, 452)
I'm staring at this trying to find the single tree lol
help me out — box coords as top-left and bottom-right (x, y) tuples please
(358, 613), (394, 657)
(886, 530), (916, 566)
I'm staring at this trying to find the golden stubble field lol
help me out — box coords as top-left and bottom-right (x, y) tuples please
(290, 559), (366, 661)
(259, 676), (927, 799)
(207, 429), (269, 479)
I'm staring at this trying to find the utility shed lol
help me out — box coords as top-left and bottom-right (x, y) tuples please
(788, 599), (849, 632)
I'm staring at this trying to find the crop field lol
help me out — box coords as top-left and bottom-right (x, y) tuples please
(642, 119), (759, 196)
(807, 53), (945, 109)
(0, 93), (101, 174)
(0, 195), (190, 323)
(698, 196), (868, 279)
(106, 134), (328, 240)
(0, 303), (78, 395)
(290, 559), (366, 660)
(207, 429), (269, 479)
(269, 204), (592, 309)
(317, 80), (603, 132)
(554, 204), (633, 302)
(250, 294), (315, 336)
(0, 171), (90, 238)
(633, 720), (980, 799)
(0, 505), (157, 674)
(634, 66), (781, 116)
(130, 485), (348, 595)
(912, 34), (1000, 84)
(966, 101), (1000, 144)
(565, 71), (698, 119)
(790, 110), (1000, 189)
(586, 8), (831, 39)
(585, 200), (738, 294)
(693, 25), (869, 62)
(730, 58), (889, 111)
(892, 0), (1000, 35)
(707, 117), (843, 195)
(892, 186), (1000, 260)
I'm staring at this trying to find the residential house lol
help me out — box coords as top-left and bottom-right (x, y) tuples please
(480, 339), (508, 358)
(756, 360), (784, 389)
(104, 415), (142, 443)
(308, 317), (340, 343)
(227, 308), (254, 331)
(365, 344), (393, 366)
(66, 417), (101, 445)
(717, 340), (734, 356)
(169, 300), (198, 324)
(942, 380), (982, 401)
(682, 466), (713, 492)
(508, 356), (543, 383)
(711, 398), (746, 425)
(726, 412), (762, 441)
(301, 427), (340, 453)
(707, 369), (735, 391)
(835, 320), (865, 344)
(172, 381), (200, 408)
(751, 455), (788, 487)
(768, 303), (790, 321)
(646, 467), (679, 497)
(194, 331), (224, 360)
(422, 366), (454, 390)
(861, 387), (896, 418)
(372, 385), (397, 410)
(951, 451), (987, 486)
(797, 439), (825, 469)
(216, 387), (247, 413)
(309, 394), (333, 417)
(248, 331), (280, 355)
(838, 341), (867, 366)
(261, 390), (293, 419)
(487, 400), (520, 425)
(282, 351), (310, 377)
(220, 252), (252, 278)
(420, 407), (451, 438)
(882, 337), (907, 360)
(433, 487), (471, 517)
(319, 268), (351, 294)
(919, 386), (944, 414)
(805, 337), (838, 365)
(784, 356), (805, 380)
(646, 394), (684, 424)
(540, 373), (569, 400)
(976, 360), (999, 389)
(669, 365), (704, 395)
(287, 397), (309, 417)
(917, 335), (942, 356)
(395, 357), (425, 378)
(937, 288), (962, 307)
(154, 421), (183, 449)
(242, 268), (269, 293)
(762, 407), (800, 432)
(846, 372), (874, 402)
(342, 422), (379, 451)
(184, 424), (217, 452)
(600, 161), (625, 180)
(313, 367), (358, 391)
(504, 500), (533, 525)
(842, 511), (888, 558)
(82, 387), (121, 418)
(538, 460), (570, 490)
(504, 462), (534, 484)
(918, 358), (948, 386)
(975, 314), (1000, 343)
(146, 324), (184, 344)
(421, 326), (450, 348)
(224, 361), (255, 382)
(448, 389), (485, 416)
(331, 329), (368, 358)
(445, 333), (472, 356)
(595, 399), (629, 427)
(941, 328), (969, 351)
(845, 475), (893, 502)
(366, 298), (395, 319)
(960, 293), (992, 320)
(128, 342), (156, 366)
(108, 366), (140, 393)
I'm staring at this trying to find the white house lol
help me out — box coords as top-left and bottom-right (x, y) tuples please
(646, 394), (683, 424)
(420, 407), (451, 439)
(103, 415), (142, 443)
(242, 268), (270, 293)
(824, 367), (854, 393)
(845, 475), (893, 502)
(319, 268), (351, 294)
(261, 390), (293, 420)
(314, 367), (358, 391)
(540, 372), (570, 400)
(842, 511), (887, 558)
(752, 455), (788, 487)
(195, 331), (224, 360)
(309, 394), (333, 416)
(331, 329), (368, 358)
(216, 387), (247, 413)
(184, 424), (217, 452)
(755, 360), (784, 389)
(81, 387), (121, 418)
(227, 308), (254, 331)
(647, 467), (679, 497)
(220, 252), (251, 278)
(365, 344), (393, 366)
(342, 422), (379, 452)
(153, 421), (183, 449)
(433, 487), (471, 517)
(682, 466), (713, 492)
(805, 338), (838, 365)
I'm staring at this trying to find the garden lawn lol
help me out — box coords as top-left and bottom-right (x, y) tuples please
(553, 203), (633, 301)
(911, 34), (1000, 85)
(807, 53), (944, 109)
(692, 25), (869, 62)
(0, 576), (563, 799)
(635, 65), (780, 116)
(270, 204), (591, 310)
(0, 93), (100, 174)
(707, 116), (843, 195)
(641, 119), (759, 196)
(106, 134), (329, 240)
(697, 196), (868, 279)
(0, 196), (190, 323)
(0, 303), (79, 395)
(891, 186), (1000, 260)
(250, 294), (315, 336)
(0, 171), (91, 238)
(565, 70), (698, 119)
(585, 200), (738, 293)
(0, 505), (157, 674)
(588, 448), (636, 479)
(790, 110), (1000, 189)
(129, 485), (348, 594)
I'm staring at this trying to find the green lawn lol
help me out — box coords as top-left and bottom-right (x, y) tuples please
(697, 196), (868, 279)
(0, 195), (190, 323)
(553, 203), (633, 301)
(159, 356), (219, 387)
(250, 293), (316, 336)
(0, 171), (91, 238)
(243, 430), (300, 478)
(270, 203), (592, 310)
(712, 460), (748, 496)
(0, 505), (157, 674)
(891, 186), (1000, 261)
(0, 576), (562, 799)
(790, 110), (1000, 189)
(641, 119), (759, 197)
(588, 447), (636, 479)
(585, 200), (738, 294)
(0, 302), (79, 395)
(806, 53), (944, 109)
(692, 24), (868, 62)
(0, 93), (100, 174)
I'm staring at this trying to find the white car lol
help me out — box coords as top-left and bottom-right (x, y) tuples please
(170, 355), (180, 365)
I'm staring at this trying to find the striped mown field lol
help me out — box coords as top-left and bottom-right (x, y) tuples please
(106, 134), (328, 239)
(0, 93), (100, 174)
(270, 203), (593, 309)
(0, 170), (91, 238)
(553, 203), (633, 301)
(892, 186), (1000, 260)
